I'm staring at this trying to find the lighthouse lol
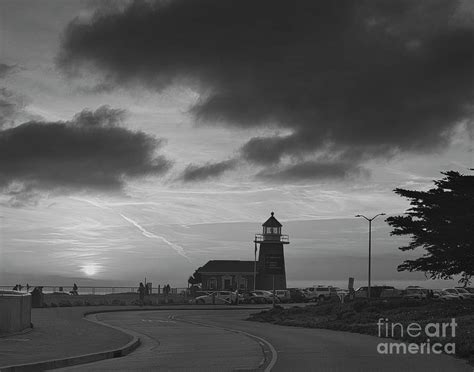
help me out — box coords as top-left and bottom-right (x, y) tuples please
(254, 212), (289, 290)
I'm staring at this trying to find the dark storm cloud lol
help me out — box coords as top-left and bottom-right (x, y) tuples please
(179, 159), (238, 182)
(0, 106), (172, 194)
(58, 0), (474, 179)
(257, 161), (370, 182)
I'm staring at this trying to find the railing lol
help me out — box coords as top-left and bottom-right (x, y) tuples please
(254, 234), (289, 243)
(0, 285), (189, 296)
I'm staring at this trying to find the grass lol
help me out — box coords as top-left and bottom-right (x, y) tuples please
(248, 298), (474, 364)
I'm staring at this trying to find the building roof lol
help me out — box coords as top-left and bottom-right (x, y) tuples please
(262, 212), (282, 227)
(197, 260), (255, 274)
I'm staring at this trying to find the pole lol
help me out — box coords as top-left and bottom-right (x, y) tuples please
(254, 241), (257, 291)
(272, 275), (275, 308)
(368, 220), (371, 300)
(355, 213), (385, 302)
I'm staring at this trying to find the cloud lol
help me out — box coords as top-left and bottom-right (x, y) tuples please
(0, 88), (27, 128)
(58, 0), (474, 179)
(0, 64), (20, 78)
(0, 105), (172, 197)
(0, 63), (33, 128)
(179, 159), (238, 182)
(256, 161), (370, 182)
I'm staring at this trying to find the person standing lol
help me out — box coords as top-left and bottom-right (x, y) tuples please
(138, 282), (145, 305)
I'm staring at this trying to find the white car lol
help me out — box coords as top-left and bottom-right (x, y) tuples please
(305, 286), (337, 302)
(194, 291), (234, 304)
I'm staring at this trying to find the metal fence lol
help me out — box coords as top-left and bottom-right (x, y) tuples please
(0, 285), (189, 296)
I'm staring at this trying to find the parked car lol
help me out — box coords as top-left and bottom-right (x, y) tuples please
(433, 290), (459, 301)
(246, 290), (279, 304)
(288, 288), (307, 303)
(275, 289), (291, 303)
(304, 286), (338, 302)
(403, 288), (427, 300)
(446, 288), (474, 300)
(194, 291), (234, 304)
(355, 286), (398, 298)
(455, 287), (474, 297)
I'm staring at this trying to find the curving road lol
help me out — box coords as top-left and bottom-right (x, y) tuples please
(56, 309), (471, 371)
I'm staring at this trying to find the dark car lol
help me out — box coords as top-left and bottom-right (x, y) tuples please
(288, 288), (307, 303)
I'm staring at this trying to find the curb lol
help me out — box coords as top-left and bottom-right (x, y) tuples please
(83, 305), (270, 317)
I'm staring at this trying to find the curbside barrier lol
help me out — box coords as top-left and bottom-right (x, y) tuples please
(0, 294), (32, 335)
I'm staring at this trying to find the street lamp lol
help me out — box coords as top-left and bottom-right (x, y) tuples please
(355, 213), (386, 300)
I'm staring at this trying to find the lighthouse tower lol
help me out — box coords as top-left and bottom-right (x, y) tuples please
(254, 212), (289, 290)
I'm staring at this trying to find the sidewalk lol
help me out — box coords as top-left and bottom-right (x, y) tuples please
(0, 306), (133, 369)
(0, 304), (269, 370)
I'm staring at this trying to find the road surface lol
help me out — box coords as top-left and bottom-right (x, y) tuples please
(56, 309), (471, 371)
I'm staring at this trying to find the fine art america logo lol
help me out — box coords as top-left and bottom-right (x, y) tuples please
(377, 318), (457, 355)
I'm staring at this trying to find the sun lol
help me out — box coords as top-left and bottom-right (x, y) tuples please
(81, 263), (100, 276)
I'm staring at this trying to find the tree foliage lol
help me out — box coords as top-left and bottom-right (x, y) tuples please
(187, 269), (202, 285)
(386, 171), (474, 286)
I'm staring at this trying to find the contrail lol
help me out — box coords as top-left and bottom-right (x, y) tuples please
(71, 197), (191, 261)
(119, 213), (190, 261)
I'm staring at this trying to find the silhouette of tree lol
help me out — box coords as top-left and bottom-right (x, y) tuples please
(387, 170), (474, 286)
(187, 269), (202, 285)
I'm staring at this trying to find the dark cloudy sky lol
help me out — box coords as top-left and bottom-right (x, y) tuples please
(0, 0), (472, 286)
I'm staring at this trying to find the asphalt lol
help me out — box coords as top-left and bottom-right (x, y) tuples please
(0, 305), (269, 371)
(1, 305), (472, 371)
(46, 309), (473, 372)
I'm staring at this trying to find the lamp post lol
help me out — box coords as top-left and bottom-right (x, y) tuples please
(355, 213), (386, 300)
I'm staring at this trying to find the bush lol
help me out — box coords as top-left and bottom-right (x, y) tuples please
(59, 300), (72, 307)
(50, 302), (58, 307)
(352, 300), (369, 312)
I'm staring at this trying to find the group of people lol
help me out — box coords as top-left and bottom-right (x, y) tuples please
(12, 284), (29, 292)
(12, 283), (78, 295)
(137, 283), (172, 304)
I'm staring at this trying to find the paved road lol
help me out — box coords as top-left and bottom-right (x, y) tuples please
(57, 309), (471, 372)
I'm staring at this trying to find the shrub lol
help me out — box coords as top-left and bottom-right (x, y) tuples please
(353, 300), (369, 312)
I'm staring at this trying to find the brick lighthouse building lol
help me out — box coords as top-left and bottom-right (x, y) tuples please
(255, 212), (289, 290)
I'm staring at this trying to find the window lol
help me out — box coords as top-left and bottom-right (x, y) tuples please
(208, 278), (217, 290)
